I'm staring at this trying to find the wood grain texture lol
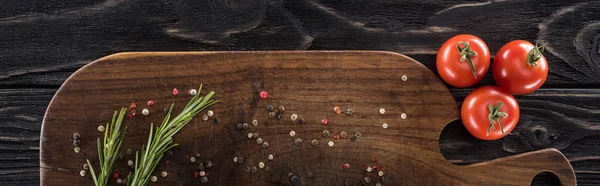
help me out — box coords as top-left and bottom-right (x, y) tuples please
(40, 51), (575, 185)
(0, 0), (599, 185)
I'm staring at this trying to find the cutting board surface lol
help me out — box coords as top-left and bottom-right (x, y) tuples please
(41, 51), (576, 185)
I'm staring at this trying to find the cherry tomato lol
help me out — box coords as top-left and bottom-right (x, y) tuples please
(437, 34), (490, 88)
(461, 86), (520, 140)
(493, 40), (548, 94)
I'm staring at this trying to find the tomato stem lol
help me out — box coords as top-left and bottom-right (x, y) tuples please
(487, 102), (508, 136)
(527, 43), (545, 67)
(456, 41), (478, 80)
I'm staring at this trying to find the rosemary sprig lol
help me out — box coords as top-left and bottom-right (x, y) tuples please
(87, 108), (128, 186)
(127, 85), (218, 186)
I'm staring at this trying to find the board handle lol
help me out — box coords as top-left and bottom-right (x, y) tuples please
(465, 148), (576, 185)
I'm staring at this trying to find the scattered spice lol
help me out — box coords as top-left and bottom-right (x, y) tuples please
(198, 163), (205, 170)
(116, 179), (123, 184)
(236, 123), (243, 130)
(98, 125), (105, 132)
(268, 112), (276, 119)
(161, 171), (168, 177)
(333, 106), (341, 114)
(207, 110), (214, 117)
(142, 108), (149, 116)
(311, 139), (318, 146)
(378, 171), (384, 177)
(381, 176), (389, 183)
(251, 166), (258, 173)
(83, 164), (89, 170)
(80, 170), (86, 177)
(297, 118), (305, 124)
(276, 113), (282, 120)
(322, 130), (331, 137)
(126, 149), (132, 155)
(277, 106), (285, 113)
(289, 131), (296, 137)
(328, 141), (335, 147)
(343, 163), (351, 169)
(262, 141), (270, 149)
(366, 166), (373, 172)
(200, 176), (208, 183)
(252, 119), (259, 126)
(364, 176), (372, 183)
(345, 108), (354, 115)
(129, 102), (136, 110)
(258, 162), (265, 169)
(379, 108), (386, 114)
(294, 138), (303, 146)
(193, 171), (199, 178)
(73, 139), (81, 146)
(290, 175), (298, 183)
(256, 138), (263, 145)
(340, 131), (348, 138)
(151, 176), (158, 182)
(321, 118), (328, 125)
(202, 114), (209, 121)
(73, 132), (81, 140)
(402, 75), (408, 81)
(214, 118), (221, 124)
(163, 107), (169, 114)
(190, 157), (196, 163)
(260, 91), (268, 99)
(252, 132), (259, 138)
(242, 123), (249, 129)
(127, 160), (134, 167)
(344, 179), (352, 186)
(401, 113), (407, 119)
(290, 114), (298, 121)
(113, 172), (119, 179)
(74, 147), (81, 153)
(247, 133), (253, 139)
(172, 88), (179, 96)
(189, 89), (197, 96)
(199, 171), (206, 177)
(268, 154), (274, 160)
(147, 100), (154, 107)
(382, 123), (389, 129)
(204, 161), (213, 168)
(307, 172), (313, 178)
(266, 105), (274, 111)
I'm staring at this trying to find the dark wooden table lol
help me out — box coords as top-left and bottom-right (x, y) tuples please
(1, 0), (599, 185)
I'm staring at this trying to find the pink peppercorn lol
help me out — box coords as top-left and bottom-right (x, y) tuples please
(172, 88), (179, 96)
(129, 102), (136, 110)
(193, 171), (199, 178)
(260, 91), (268, 99)
(113, 172), (119, 179)
(321, 119), (328, 125)
(147, 100), (154, 106)
(343, 163), (350, 169)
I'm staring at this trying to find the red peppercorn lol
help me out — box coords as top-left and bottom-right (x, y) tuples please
(380, 166), (385, 171)
(147, 100), (154, 106)
(127, 114), (133, 118)
(372, 165), (377, 170)
(343, 163), (350, 169)
(185, 156), (190, 160)
(129, 102), (136, 110)
(113, 172), (119, 179)
(321, 119), (328, 125)
(193, 171), (199, 178)
(260, 91), (268, 99)
(333, 134), (340, 139)
(130, 110), (136, 116)
(173, 88), (179, 96)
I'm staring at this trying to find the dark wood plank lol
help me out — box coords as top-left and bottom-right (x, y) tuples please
(40, 51), (575, 185)
(0, 0), (599, 87)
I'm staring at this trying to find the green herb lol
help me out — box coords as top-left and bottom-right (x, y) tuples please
(87, 108), (128, 186)
(127, 85), (218, 186)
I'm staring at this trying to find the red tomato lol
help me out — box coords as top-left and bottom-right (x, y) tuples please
(493, 40), (548, 94)
(437, 34), (490, 88)
(461, 86), (520, 140)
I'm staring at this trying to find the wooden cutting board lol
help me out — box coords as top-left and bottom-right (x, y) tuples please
(41, 51), (576, 186)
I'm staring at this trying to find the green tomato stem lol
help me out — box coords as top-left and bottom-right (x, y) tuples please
(456, 41), (478, 80)
(487, 102), (509, 136)
(527, 43), (545, 67)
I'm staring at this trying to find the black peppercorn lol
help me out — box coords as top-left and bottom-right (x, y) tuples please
(214, 118), (221, 124)
(266, 105), (274, 111)
(73, 139), (81, 147)
(73, 132), (80, 140)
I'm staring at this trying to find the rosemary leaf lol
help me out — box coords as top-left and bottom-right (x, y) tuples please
(87, 108), (128, 186)
(127, 85), (218, 186)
